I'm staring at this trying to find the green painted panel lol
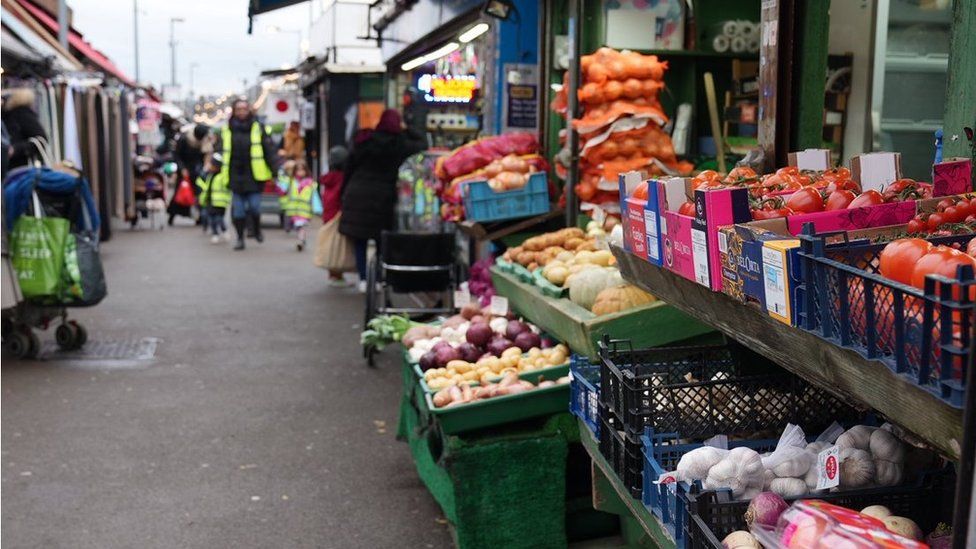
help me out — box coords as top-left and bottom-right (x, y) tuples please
(792, 0), (831, 150)
(943, 0), (976, 165)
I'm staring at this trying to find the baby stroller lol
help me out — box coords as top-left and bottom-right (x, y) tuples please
(2, 166), (106, 358)
(130, 155), (167, 230)
(362, 229), (464, 366)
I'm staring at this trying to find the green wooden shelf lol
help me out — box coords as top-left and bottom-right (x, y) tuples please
(579, 419), (675, 549)
(490, 267), (714, 359)
(610, 245), (964, 460)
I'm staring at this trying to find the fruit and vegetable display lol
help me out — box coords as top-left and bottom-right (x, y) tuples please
(878, 236), (976, 287)
(422, 344), (570, 390)
(434, 132), (552, 222)
(402, 303), (560, 369)
(670, 423), (921, 501)
(670, 165), (937, 221)
(430, 370), (571, 409)
(499, 226), (657, 315)
(550, 47), (693, 222)
(745, 498), (947, 548)
(902, 194), (976, 236)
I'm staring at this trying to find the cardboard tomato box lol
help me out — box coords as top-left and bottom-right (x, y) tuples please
(933, 157), (973, 196)
(619, 172), (650, 261)
(650, 177), (752, 290)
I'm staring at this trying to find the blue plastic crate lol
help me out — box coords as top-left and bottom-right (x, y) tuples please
(640, 430), (779, 548)
(797, 224), (975, 408)
(569, 355), (600, 438)
(462, 172), (550, 223)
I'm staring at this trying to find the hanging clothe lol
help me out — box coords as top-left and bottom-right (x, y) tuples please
(61, 84), (82, 168)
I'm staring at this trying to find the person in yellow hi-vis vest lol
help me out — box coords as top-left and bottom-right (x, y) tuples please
(197, 153), (231, 244)
(221, 98), (278, 251)
(282, 160), (316, 251)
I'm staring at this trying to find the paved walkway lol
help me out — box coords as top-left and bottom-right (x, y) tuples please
(2, 220), (452, 549)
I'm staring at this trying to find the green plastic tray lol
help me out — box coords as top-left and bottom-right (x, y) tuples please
(426, 373), (571, 435)
(531, 268), (569, 298)
(415, 362), (569, 393)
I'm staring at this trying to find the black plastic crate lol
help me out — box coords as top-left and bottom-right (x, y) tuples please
(598, 335), (861, 440)
(683, 468), (954, 548)
(798, 226), (974, 408)
(597, 406), (644, 499)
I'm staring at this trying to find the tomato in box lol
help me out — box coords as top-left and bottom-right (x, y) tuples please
(653, 177), (752, 290)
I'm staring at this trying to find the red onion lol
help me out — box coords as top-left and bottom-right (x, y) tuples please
(743, 492), (788, 529)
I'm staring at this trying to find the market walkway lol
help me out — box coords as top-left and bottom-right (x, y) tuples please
(1, 221), (452, 549)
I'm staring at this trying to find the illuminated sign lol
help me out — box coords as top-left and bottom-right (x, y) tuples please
(417, 74), (478, 103)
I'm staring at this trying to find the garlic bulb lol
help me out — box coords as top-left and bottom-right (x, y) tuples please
(803, 462), (825, 492)
(839, 448), (876, 488)
(869, 428), (906, 463)
(768, 447), (814, 478)
(805, 441), (830, 454)
(763, 469), (775, 490)
(836, 425), (876, 451)
(703, 447), (765, 499)
(874, 459), (904, 487)
(770, 477), (808, 498)
(675, 446), (726, 481)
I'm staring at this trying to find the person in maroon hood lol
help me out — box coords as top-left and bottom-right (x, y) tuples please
(339, 109), (425, 292)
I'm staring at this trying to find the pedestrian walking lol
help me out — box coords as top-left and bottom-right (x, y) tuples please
(176, 124), (212, 180)
(279, 121), (306, 162)
(168, 167), (197, 226)
(2, 88), (47, 169)
(220, 98), (279, 251)
(197, 154), (231, 244)
(339, 109), (425, 292)
(283, 160), (316, 251)
(319, 145), (349, 285)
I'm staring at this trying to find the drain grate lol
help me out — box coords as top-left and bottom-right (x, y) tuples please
(38, 337), (159, 361)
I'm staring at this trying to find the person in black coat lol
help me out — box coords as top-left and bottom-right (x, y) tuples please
(2, 88), (46, 169)
(175, 124), (211, 180)
(339, 108), (425, 290)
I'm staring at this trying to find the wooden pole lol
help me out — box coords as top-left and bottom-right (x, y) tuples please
(703, 72), (726, 174)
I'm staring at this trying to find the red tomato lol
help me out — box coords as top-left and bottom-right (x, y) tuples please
(954, 200), (972, 219)
(825, 178), (860, 194)
(825, 190), (856, 211)
(910, 246), (976, 296)
(678, 201), (696, 217)
(937, 198), (955, 212)
(906, 218), (926, 234)
(968, 237), (976, 258)
(927, 213), (945, 231)
(883, 178), (925, 202)
(943, 206), (961, 223)
(879, 238), (933, 285)
(785, 187), (825, 214)
(724, 166), (757, 184)
(847, 190), (884, 209)
(631, 181), (648, 201)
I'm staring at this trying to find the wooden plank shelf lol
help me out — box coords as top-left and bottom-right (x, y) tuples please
(610, 245), (964, 460)
(578, 419), (675, 549)
(490, 267), (714, 359)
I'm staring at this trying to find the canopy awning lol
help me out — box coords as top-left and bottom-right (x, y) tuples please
(1, 26), (45, 63)
(248, 0), (306, 16)
(1, 4), (81, 71)
(14, 0), (134, 85)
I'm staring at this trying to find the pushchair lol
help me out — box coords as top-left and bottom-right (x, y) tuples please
(130, 155), (167, 230)
(362, 229), (464, 366)
(2, 166), (105, 358)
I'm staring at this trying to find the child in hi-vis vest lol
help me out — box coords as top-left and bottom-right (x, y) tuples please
(283, 160), (317, 251)
(197, 154), (231, 244)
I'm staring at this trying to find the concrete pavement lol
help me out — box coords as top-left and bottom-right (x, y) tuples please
(1, 220), (452, 549)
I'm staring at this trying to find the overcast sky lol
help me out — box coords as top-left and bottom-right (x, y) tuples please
(70, 0), (318, 96)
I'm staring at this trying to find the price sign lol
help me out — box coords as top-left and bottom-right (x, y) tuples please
(454, 289), (471, 309)
(591, 205), (607, 226)
(489, 295), (509, 316)
(816, 445), (840, 490)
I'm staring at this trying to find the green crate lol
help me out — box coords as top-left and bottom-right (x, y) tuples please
(427, 376), (571, 435)
(415, 362), (570, 393)
(532, 268), (569, 298)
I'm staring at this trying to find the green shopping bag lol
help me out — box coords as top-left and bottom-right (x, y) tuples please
(10, 193), (70, 300)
